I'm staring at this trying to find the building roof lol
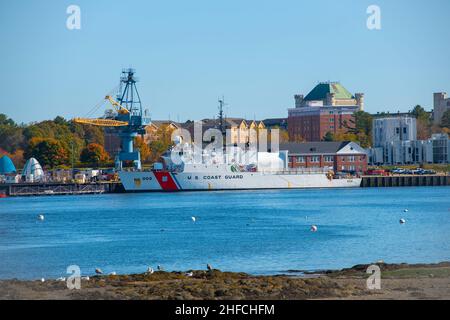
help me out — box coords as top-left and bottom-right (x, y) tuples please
(0, 155), (16, 174)
(263, 118), (288, 126)
(279, 141), (356, 154)
(304, 82), (354, 101)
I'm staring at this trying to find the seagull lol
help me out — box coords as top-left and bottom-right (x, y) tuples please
(41, 278), (45, 282)
(310, 225), (318, 232)
(147, 267), (154, 274)
(404, 209), (409, 213)
(95, 268), (103, 275)
(191, 216), (196, 222)
(207, 264), (213, 271)
(185, 272), (194, 277)
(109, 271), (117, 276)
(82, 276), (90, 281)
(37, 214), (45, 221)
(400, 218), (406, 224)
(157, 265), (163, 271)
(56, 277), (66, 282)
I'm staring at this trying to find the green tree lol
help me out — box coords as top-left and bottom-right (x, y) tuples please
(0, 114), (16, 126)
(80, 143), (110, 165)
(411, 105), (431, 139)
(25, 137), (69, 168)
(323, 131), (334, 141)
(343, 111), (373, 148)
(441, 110), (450, 128)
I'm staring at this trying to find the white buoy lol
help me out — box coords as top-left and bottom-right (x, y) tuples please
(404, 209), (409, 213)
(95, 268), (103, 275)
(191, 216), (196, 222)
(310, 225), (318, 232)
(37, 214), (45, 221)
(400, 218), (406, 224)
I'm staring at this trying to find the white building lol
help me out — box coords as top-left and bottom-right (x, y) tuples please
(373, 116), (417, 148)
(368, 115), (449, 165)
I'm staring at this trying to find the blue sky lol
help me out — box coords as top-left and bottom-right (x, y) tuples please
(1, 0), (449, 123)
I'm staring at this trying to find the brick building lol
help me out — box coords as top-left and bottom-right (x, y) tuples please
(280, 141), (368, 174)
(288, 82), (363, 141)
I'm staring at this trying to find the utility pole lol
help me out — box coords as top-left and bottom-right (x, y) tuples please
(71, 141), (74, 179)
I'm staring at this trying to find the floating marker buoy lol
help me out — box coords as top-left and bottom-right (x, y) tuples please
(404, 209), (409, 213)
(310, 225), (318, 232)
(37, 214), (44, 221)
(191, 216), (196, 222)
(400, 218), (406, 224)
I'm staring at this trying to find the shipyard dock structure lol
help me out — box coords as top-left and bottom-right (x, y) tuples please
(0, 182), (124, 197)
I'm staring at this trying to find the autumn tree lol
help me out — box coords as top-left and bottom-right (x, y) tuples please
(134, 136), (151, 162)
(148, 124), (175, 162)
(80, 143), (110, 165)
(25, 137), (69, 168)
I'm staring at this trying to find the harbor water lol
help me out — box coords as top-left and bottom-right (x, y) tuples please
(0, 187), (449, 279)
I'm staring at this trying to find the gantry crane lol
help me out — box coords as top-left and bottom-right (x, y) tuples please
(73, 68), (151, 170)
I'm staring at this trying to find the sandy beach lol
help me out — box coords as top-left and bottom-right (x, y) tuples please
(0, 262), (449, 300)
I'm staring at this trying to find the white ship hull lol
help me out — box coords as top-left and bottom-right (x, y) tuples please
(119, 171), (362, 191)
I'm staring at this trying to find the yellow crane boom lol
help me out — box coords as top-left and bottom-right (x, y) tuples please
(73, 118), (128, 127)
(105, 95), (130, 114)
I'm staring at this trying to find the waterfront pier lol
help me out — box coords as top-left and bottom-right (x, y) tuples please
(361, 175), (450, 188)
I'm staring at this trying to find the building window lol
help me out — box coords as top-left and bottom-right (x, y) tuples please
(348, 156), (355, 162)
(330, 125), (334, 129)
(324, 156), (334, 162)
(403, 127), (407, 134)
(329, 118), (334, 122)
(297, 156), (305, 163)
(396, 127), (400, 134)
(310, 156), (320, 163)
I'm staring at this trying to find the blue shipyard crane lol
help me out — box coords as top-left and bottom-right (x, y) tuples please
(74, 68), (151, 170)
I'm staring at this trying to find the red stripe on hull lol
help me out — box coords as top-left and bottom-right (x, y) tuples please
(153, 171), (179, 191)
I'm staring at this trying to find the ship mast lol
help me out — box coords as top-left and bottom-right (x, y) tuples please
(218, 96), (227, 136)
